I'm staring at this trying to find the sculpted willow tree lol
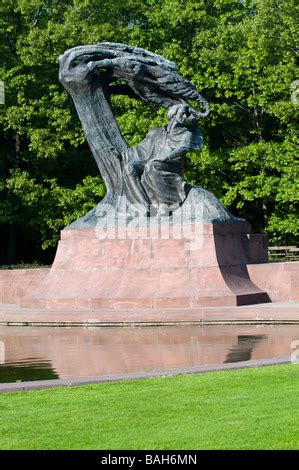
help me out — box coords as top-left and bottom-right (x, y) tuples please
(59, 42), (239, 226)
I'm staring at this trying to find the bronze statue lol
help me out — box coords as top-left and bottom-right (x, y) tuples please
(59, 42), (242, 227)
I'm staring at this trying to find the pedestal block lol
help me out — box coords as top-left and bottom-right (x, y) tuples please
(20, 223), (270, 309)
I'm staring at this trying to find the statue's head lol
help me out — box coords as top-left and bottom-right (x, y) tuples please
(167, 104), (191, 124)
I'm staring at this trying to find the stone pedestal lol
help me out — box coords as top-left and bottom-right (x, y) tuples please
(20, 222), (270, 309)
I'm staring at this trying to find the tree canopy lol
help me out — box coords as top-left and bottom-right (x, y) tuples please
(0, 0), (298, 264)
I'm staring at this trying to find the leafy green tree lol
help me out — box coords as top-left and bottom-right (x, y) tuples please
(130, 0), (298, 243)
(0, 0), (143, 262)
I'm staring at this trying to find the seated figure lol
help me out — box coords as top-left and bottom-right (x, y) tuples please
(123, 104), (203, 215)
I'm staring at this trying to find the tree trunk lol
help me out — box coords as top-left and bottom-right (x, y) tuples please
(7, 132), (21, 264)
(262, 200), (268, 229)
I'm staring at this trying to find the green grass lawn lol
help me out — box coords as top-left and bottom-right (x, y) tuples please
(0, 365), (298, 450)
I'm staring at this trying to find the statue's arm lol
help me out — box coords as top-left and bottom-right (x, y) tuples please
(156, 136), (191, 162)
(163, 146), (189, 161)
(158, 127), (201, 162)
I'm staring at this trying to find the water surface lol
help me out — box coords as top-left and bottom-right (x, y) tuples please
(0, 324), (298, 383)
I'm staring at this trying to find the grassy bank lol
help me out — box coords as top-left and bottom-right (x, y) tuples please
(0, 365), (298, 450)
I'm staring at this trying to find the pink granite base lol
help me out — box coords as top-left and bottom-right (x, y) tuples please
(248, 262), (299, 302)
(0, 269), (50, 305)
(18, 223), (271, 309)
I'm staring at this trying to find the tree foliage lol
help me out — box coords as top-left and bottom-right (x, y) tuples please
(0, 0), (298, 264)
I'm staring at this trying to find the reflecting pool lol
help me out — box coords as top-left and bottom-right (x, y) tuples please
(0, 324), (298, 383)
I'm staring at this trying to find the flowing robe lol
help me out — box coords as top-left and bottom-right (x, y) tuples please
(123, 120), (203, 210)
